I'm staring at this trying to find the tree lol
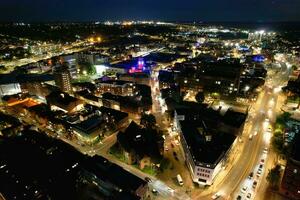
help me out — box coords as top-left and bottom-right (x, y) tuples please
(272, 132), (284, 159)
(78, 62), (96, 75)
(140, 113), (156, 129)
(267, 165), (281, 189)
(272, 113), (292, 160)
(159, 158), (171, 172)
(195, 92), (205, 103)
(276, 112), (291, 126)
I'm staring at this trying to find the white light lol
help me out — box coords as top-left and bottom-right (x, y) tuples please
(95, 65), (107, 74)
(244, 85), (250, 92)
(274, 87), (281, 93)
(268, 109), (273, 118)
(269, 99), (275, 107)
(259, 30), (265, 34)
(264, 131), (271, 144)
(263, 117), (269, 129)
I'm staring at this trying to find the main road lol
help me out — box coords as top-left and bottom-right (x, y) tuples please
(191, 61), (291, 200)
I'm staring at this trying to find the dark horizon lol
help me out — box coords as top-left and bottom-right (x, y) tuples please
(0, 0), (299, 23)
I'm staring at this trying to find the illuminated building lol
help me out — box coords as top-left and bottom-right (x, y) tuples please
(118, 73), (151, 86)
(60, 54), (78, 78)
(174, 106), (246, 186)
(0, 82), (21, 97)
(111, 57), (154, 75)
(46, 91), (84, 113)
(96, 80), (137, 97)
(0, 74), (54, 97)
(75, 52), (109, 66)
(53, 65), (72, 92)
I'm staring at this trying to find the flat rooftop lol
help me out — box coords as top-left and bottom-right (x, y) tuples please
(180, 120), (236, 167)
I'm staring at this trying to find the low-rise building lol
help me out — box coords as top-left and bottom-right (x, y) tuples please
(96, 80), (137, 97)
(70, 105), (129, 144)
(0, 74), (54, 98)
(280, 133), (300, 200)
(116, 121), (164, 167)
(118, 73), (151, 86)
(0, 112), (22, 137)
(87, 155), (150, 200)
(46, 91), (85, 113)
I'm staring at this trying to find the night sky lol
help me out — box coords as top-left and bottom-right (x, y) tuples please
(0, 0), (299, 22)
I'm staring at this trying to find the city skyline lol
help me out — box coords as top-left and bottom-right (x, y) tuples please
(0, 2), (300, 200)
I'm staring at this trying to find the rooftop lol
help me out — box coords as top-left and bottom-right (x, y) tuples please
(117, 121), (163, 159)
(180, 120), (236, 166)
(0, 73), (54, 85)
(0, 130), (147, 200)
(72, 115), (103, 135)
(223, 109), (247, 128)
(175, 103), (247, 131)
(46, 91), (80, 107)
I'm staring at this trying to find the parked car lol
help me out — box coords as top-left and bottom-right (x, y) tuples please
(241, 186), (248, 193)
(152, 189), (158, 195)
(211, 193), (221, 199)
(246, 193), (252, 199)
(252, 181), (257, 189)
(248, 172), (254, 179)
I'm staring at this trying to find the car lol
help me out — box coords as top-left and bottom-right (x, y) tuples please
(254, 131), (258, 136)
(211, 193), (221, 199)
(267, 126), (273, 132)
(177, 174), (184, 186)
(173, 152), (177, 156)
(236, 195), (242, 200)
(152, 189), (158, 195)
(249, 134), (253, 140)
(145, 177), (152, 183)
(241, 186), (248, 193)
(257, 168), (262, 177)
(263, 147), (268, 154)
(260, 159), (265, 164)
(165, 147), (169, 151)
(259, 164), (263, 169)
(265, 118), (270, 122)
(248, 172), (254, 179)
(252, 181), (257, 189)
(246, 193), (252, 199)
